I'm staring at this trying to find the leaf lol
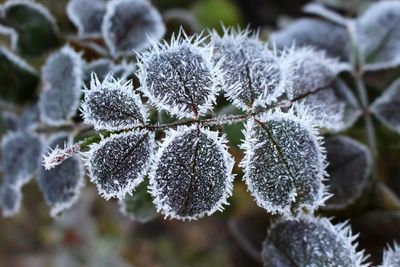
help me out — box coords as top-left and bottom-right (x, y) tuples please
(270, 18), (351, 62)
(210, 29), (286, 111)
(119, 178), (158, 223)
(303, 2), (348, 26)
(86, 130), (155, 200)
(1, 130), (43, 187)
(240, 111), (328, 217)
(356, 1), (400, 71)
(1, 0), (59, 56)
(381, 243), (400, 267)
(66, 0), (106, 37)
(0, 45), (39, 104)
(37, 133), (85, 217)
(102, 0), (165, 57)
(39, 46), (83, 126)
(138, 32), (222, 119)
(82, 74), (147, 131)
(149, 126), (234, 220)
(0, 183), (22, 217)
(371, 77), (400, 133)
(262, 216), (369, 267)
(323, 136), (372, 210)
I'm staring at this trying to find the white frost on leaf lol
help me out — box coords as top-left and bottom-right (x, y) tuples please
(380, 243), (400, 267)
(149, 125), (235, 221)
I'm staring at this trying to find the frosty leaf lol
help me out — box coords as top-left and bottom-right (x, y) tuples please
(2, 0), (59, 56)
(240, 111), (327, 217)
(39, 46), (83, 126)
(82, 74), (147, 131)
(86, 131), (155, 200)
(37, 133), (84, 217)
(210, 29), (286, 111)
(371, 77), (400, 133)
(270, 18), (351, 62)
(357, 1), (400, 71)
(262, 216), (369, 267)
(119, 178), (158, 223)
(1, 131), (43, 187)
(0, 183), (22, 217)
(303, 2), (348, 26)
(0, 45), (39, 104)
(149, 126), (234, 220)
(323, 136), (372, 210)
(381, 243), (400, 267)
(138, 33), (222, 118)
(102, 0), (165, 57)
(66, 0), (106, 37)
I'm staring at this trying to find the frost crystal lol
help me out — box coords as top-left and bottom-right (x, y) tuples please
(102, 0), (165, 57)
(39, 46), (83, 126)
(66, 0), (106, 37)
(240, 111), (328, 217)
(324, 136), (372, 210)
(271, 18), (351, 62)
(381, 243), (400, 267)
(82, 74), (147, 131)
(0, 183), (22, 217)
(371, 77), (400, 133)
(262, 216), (369, 267)
(357, 1), (400, 71)
(138, 32), (222, 118)
(149, 126), (234, 220)
(1, 131), (43, 187)
(210, 29), (285, 111)
(37, 133), (84, 217)
(86, 131), (155, 200)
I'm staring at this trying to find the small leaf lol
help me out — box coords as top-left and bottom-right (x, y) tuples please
(102, 0), (165, 57)
(149, 126), (235, 220)
(323, 136), (372, 210)
(371, 77), (400, 133)
(0, 45), (39, 104)
(39, 46), (83, 126)
(240, 111), (328, 217)
(37, 133), (85, 217)
(381, 243), (400, 267)
(1, 130), (43, 187)
(271, 18), (351, 62)
(86, 130), (155, 200)
(138, 32), (222, 119)
(303, 2), (348, 26)
(357, 1), (400, 71)
(2, 0), (59, 56)
(82, 74), (147, 131)
(210, 29), (286, 111)
(0, 183), (22, 217)
(119, 178), (158, 223)
(66, 0), (106, 37)
(262, 216), (369, 267)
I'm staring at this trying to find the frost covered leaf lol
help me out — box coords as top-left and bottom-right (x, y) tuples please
(371, 77), (400, 133)
(0, 183), (22, 217)
(303, 2), (348, 26)
(119, 178), (158, 223)
(323, 136), (372, 210)
(67, 0), (106, 37)
(381, 243), (400, 267)
(39, 46), (83, 126)
(240, 111), (327, 217)
(82, 74), (147, 131)
(102, 0), (165, 57)
(2, 0), (59, 56)
(357, 1), (400, 71)
(210, 29), (285, 111)
(86, 131), (155, 199)
(37, 133), (84, 217)
(271, 18), (351, 62)
(0, 45), (39, 104)
(138, 33), (221, 118)
(150, 126), (234, 220)
(262, 216), (369, 267)
(1, 131), (43, 187)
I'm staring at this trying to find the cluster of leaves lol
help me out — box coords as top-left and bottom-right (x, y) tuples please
(1, 0), (400, 266)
